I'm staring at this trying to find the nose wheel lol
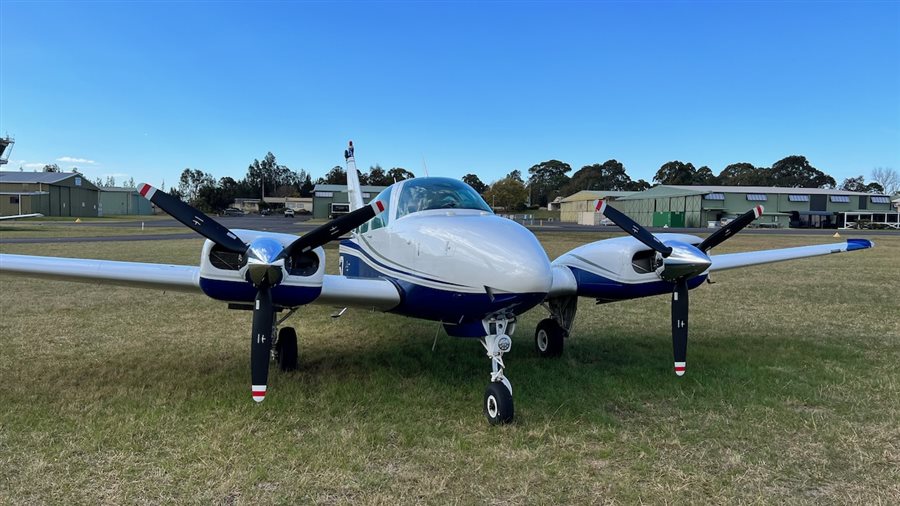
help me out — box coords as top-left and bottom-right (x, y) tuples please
(481, 318), (515, 424)
(484, 382), (514, 425)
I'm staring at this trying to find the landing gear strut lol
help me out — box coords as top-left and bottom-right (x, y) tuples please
(481, 317), (514, 425)
(275, 327), (298, 371)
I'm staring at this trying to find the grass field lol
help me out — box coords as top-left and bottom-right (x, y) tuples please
(1, 231), (898, 504)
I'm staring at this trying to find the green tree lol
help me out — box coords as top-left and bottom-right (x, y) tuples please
(299, 174), (315, 197)
(653, 161), (697, 185)
(561, 159), (635, 195)
(366, 164), (392, 186)
(527, 160), (571, 207)
(462, 173), (488, 194)
(694, 166), (718, 185)
(177, 168), (215, 205)
(387, 167), (415, 182)
(718, 162), (771, 186)
(42, 164), (61, 172)
(484, 174), (528, 211)
(770, 155), (835, 188)
(319, 166), (347, 185)
(840, 175), (884, 194)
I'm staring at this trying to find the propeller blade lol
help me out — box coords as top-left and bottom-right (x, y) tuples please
(277, 200), (384, 260)
(595, 200), (673, 257)
(672, 279), (689, 377)
(138, 183), (248, 254)
(698, 205), (764, 252)
(250, 285), (275, 403)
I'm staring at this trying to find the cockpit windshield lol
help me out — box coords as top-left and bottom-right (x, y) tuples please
(396, 178), (492, 218)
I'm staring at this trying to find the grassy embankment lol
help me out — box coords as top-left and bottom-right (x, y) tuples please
(1, 231), (897, 503)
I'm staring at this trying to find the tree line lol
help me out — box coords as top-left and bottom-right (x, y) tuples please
(35, 153), (897, 213)
(472, 155), (892, 211)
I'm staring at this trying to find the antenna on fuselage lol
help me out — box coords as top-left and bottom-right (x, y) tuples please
(422, 156), (430, 177)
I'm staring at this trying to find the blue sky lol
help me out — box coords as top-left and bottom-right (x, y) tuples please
(1, 1), (898, 189)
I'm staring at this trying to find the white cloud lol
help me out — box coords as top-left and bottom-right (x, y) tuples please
(56, 156), (96, 164)
(22, 162), (47, 169)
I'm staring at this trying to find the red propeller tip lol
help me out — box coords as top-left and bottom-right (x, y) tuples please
(251, 385), (267, 403)
(674, 362), (686, 376)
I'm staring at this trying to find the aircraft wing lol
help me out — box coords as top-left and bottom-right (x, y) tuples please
(314, 274), (401, 311)
(0, 253), (201, 292)
(708, 239), (874, 272)
(0, 213), (43, 221)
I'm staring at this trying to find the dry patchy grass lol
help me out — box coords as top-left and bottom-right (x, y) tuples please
(1, 232), (898, 504)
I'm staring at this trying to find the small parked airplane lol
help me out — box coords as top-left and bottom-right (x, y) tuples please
(0, 143), (874, 424)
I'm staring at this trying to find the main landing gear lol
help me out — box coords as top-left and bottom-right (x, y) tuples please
(272, 308), (300, 372)
(481, 317), (515, 425)
(534, 296), (578, 358)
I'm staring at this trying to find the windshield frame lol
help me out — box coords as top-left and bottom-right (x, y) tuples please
(395, 177), (492, 219)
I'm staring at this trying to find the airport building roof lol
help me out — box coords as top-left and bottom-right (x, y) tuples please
(0, 171), (85, 184)
(313, 184), (389, 193)
(561, 190), (636, 202)
(616, 184), (889, 200)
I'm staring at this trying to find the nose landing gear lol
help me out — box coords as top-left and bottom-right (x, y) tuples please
(481, 317), (515, 425)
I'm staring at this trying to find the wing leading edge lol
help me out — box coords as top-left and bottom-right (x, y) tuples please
(708, 239), (874, 272)
(0, 253), (201, 292)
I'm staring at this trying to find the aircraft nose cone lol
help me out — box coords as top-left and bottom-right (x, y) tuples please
(470, 217), (552, 295)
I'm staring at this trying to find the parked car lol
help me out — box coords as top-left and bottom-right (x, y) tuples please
(284, 208), (295, 218)
(222, 208), (244, 216)
(260, 208), (272, 216)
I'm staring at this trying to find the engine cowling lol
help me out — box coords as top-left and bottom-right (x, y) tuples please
(198, 230), (326, 307)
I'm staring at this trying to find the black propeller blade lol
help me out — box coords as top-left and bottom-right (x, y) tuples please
(138, 183), (248, 254)
(250, 285), (275, 403)
(595, 199), (673, 257)
(698, 205), (764, 252)
(672, 279), (689, 377)
(277, 200), (384, 260)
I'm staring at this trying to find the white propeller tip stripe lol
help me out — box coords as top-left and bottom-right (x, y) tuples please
(251, 385), (267, 402)
(674, 362), (686, 376)
(754, 205), (764, 218)
(138, 183), (157, 200)
(594, 199), (607, 214)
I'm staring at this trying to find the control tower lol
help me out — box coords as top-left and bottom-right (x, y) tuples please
(0, 136), (13, 165)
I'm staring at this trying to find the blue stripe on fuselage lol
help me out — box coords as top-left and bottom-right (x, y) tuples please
(199, 277), (322, 307)
(568, 266), (707, 301)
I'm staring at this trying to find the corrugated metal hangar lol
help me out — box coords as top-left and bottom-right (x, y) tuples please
(560, 185), (894, 228)
(0, 171), (101, 217)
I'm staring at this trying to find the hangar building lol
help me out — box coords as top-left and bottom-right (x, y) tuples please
(99, 187), (154, 216)
(312, 184), (387, 219)
(608, 185), (894, 228)
(560, 190), (635, 224)
(0, 171), (101, 217)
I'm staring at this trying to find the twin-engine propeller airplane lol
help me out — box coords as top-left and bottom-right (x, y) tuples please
(0, 142), (875, 424)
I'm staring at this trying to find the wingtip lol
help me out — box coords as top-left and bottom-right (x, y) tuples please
(847, 238), (874, 251)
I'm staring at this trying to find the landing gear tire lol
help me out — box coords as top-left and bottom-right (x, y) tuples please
(276, 327), (298, 371)
(535, 318), (564, 358)
(484, 382), (514, 425)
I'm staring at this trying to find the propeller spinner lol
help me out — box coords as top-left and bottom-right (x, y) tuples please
(139, 183), (383, 402)
(595, 200), (763, 376)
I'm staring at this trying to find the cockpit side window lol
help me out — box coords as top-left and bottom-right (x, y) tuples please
(396, 178), (492, 218)
(368, 186), (392, 230)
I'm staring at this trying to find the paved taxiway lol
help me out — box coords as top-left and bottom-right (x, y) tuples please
(1, 214), (896, 244)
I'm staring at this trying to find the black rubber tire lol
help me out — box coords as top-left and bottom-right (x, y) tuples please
(535, 318), (565, 358)
(483, 382), (514, 425)
(277, 327), (298, 371)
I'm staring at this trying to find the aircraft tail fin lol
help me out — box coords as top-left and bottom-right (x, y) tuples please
(344, 140), (364, 212)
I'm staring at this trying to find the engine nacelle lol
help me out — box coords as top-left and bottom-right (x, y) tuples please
(551, 233), (705, 302)
(197, 229), (326, 308)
